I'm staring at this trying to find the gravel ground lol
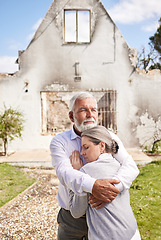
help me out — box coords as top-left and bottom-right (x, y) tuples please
(0, 167), (60, 240)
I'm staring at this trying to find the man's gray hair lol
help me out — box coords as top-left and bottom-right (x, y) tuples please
(69, 92), (97, 112)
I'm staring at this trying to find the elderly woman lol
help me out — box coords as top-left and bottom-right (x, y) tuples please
(69, 125), (141, 240)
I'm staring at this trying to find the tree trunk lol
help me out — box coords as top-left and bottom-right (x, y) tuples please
(3, 138), (7, 156)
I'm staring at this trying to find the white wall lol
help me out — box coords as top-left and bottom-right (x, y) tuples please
(1, 0), (160, 152)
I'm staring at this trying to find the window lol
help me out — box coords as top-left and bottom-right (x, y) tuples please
(97, 91), (117, 133)
(64, 10), (90, 43)
(41, 92), (72, 134)
(41, 91), (117, 135)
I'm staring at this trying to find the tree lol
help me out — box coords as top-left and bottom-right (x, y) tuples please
(149, 18), (161, 70)
(137, 18), (161, 71)
(137, 44), (159, 72)
(150, 18), (161, 55)
(0, 106), (24, 155)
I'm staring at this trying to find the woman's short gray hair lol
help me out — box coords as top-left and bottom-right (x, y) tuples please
(69, 92), (97, 112)
(81, 125), (119, 154)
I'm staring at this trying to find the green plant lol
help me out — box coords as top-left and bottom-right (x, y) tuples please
(144, 139), (161, 154)
(0, 106), (24, 155)
(0, 163), (35, 207)
(151, 139), (161, 153)
(130, 161), (161, 239)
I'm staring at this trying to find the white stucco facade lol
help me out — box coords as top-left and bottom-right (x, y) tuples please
(0, 0), (161, 153)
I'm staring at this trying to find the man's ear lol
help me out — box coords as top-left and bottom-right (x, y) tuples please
(69, 111), (74, 123)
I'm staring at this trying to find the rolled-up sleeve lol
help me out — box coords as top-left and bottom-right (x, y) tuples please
(69, 190), (88, 218)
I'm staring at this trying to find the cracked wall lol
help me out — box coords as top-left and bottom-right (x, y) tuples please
(130, 69), (161, 149)
(135, 112), (161, 150)
(1, 0), (159, 151)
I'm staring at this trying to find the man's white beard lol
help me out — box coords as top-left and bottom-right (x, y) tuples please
(74, 117), (97, 133)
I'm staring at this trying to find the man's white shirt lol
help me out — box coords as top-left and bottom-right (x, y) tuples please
(50, 127), (139, 210)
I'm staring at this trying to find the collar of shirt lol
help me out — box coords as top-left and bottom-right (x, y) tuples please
(98, 152), (113, 160)
(70, 126), (88, 165)
(70, 125), (81, 140)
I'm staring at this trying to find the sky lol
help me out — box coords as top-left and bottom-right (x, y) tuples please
(0, 0), (161, 73)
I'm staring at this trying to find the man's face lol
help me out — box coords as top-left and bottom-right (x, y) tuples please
(73, 97), (98, 133)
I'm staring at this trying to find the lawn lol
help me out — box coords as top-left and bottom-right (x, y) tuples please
(0, 161), (160, 239)
(0, 163), (35, 207)
(130, 160), (161, 240)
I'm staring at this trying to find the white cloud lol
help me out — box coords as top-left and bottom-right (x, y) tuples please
(27, 33), (35, 41)
(32, 18), (42, 31)
(108, 0), (161, 24)
(0, 19), (43, 73)
(0, 56), (18, 73)
(9, 43), (20, 50)
(27, 18), (42, 41)
(142, 21), (160, 32)
(5, 39), (22, 52)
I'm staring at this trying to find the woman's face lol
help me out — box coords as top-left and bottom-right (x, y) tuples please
(81, 136), (104, 163)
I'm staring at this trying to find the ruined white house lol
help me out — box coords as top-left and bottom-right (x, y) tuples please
(0, 0), (161, 152)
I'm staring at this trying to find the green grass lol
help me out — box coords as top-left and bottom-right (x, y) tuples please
(130, 161), (161, 240)
(0, 161), (161, 239)
(0, 163), (35, 207)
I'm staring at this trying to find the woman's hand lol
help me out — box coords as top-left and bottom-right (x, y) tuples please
(70, 150), (83, 170)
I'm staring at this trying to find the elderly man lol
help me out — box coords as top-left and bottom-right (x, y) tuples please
(50, 92), (139, 240)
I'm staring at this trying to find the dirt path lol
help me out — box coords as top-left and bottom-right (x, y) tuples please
(0, 168), (60, 240)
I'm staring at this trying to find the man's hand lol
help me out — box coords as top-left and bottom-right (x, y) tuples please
(92, 179), (120, 204)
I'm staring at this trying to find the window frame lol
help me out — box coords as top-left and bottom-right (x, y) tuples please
(97, 91), (117, 133)
(64, 9), (91, 44)
(41, 91), (117, 135)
